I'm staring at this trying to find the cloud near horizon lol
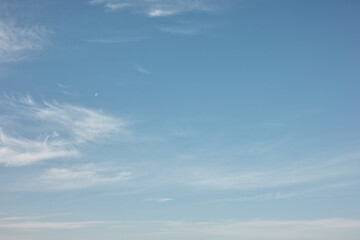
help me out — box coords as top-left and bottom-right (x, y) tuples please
(1, 218), (360, 240)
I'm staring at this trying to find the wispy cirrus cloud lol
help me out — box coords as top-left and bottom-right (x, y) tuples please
(32, 101), (129, 144)
(2, 162), (133, 191)
(208, 181), (360, 203)
(0, 95), (130, 166)
(0, 21), (50, 62)
(57, 83), (80, 97)
(89, 0), (217, 17)
(38, 165), (132, 190)
(136, 150), (359, 193)
(0, 129), (78, 166)
(186, 166), (342, 190)
(183, 151), (360, 190)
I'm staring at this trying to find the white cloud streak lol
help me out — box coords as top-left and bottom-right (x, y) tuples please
(39, 165), (132, 190)
(90, 0), (216, 17)
(0, 221), (104, 230)
(33, 102), (128, 144)
(208, 180), (360, 203)
(0, 21), (50, 62)
(131, 149), (359, 193)
(209, 192), (298, 203)
(1, 218), (359, 240)
(0, 216), (45, 221)
(145, 197), (173, 203)
(184, 162), (351, 190)
(0, 129), (78, 166)
(0, 96), (130, 166)
(0, 214), (102, 230)
(110, 219), (360, 240)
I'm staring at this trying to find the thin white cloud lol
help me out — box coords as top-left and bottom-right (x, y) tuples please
(157, 22), (214, 35)
(185, 166), (339, 190)
(183, 152), (360, 190)
(0, 95), (130, 166)
(145, 197), (173, 203)
(0, 129), (78, 166)
(157, 26), (198, 35)
(0, 216), (45, 221)
(209, 192), (298, 203)
(0, 213), (100, 230)
(0, 217), (359, 239)
(114, 219), (360, 240)
(33, 102), (129, 143)
(190, 219), (360, 240)
(57, 83), (80, 97)
(132, 150), (360, 192)
(90, 0), (216, 17)
(207, 181), (360, 203)
(0, 221), (104, 230)
(136, 65), (150, 75)
(86, 35), (148, 43)
(0, 21), (50, 62)
(39, 165), (132, 190)
(5, 164), (133, 191)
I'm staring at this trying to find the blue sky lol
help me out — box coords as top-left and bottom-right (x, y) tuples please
(0, 0), (360, 239)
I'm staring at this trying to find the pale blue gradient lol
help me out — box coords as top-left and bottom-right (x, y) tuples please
(0, 0), (360, 239)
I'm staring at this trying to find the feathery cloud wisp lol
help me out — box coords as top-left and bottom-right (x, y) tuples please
(0, 21), (50, 62)
(32, 102), (128, 143)
(0, 130), (78, 166)
(0, 96), (130, 166)
(89, 0), (216, 17)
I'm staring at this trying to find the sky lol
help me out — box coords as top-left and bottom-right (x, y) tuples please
(0, 0), (360, 239)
